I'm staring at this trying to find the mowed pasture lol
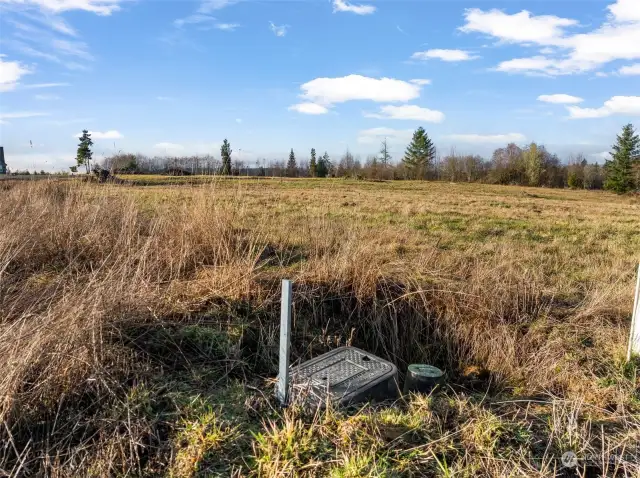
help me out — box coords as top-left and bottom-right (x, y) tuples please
(1, 177), (639, 476)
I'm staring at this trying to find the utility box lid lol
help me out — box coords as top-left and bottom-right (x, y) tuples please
(289, 346), (397, 406)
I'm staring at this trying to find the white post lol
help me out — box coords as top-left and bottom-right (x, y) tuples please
(627, 264), (640, 361)
(277, 279), (292, 405)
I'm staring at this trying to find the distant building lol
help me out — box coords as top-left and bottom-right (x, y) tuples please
(0, 147), (7, 175)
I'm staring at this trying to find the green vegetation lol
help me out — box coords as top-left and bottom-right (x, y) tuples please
(605, 123), (640, 194)
(402, 126), (436, 179)
(309, 148), (317, 177)
(76, 129), (93, 175)
(221, 139), (232, 176)
(287, 148), (297, 177)
(62, 124), (640, 194)
(317, 151), (331, 178)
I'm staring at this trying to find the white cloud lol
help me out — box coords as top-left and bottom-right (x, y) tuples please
(357, 127), (414, 145)
(332, 0), (376, 15)
(288, 103), (329, 115)
(619, 63), (640, 75)
(175, 1), (239, 29)
(51, 39), (93, 60)
(198, 0), (238, 13)
(607, 0), (640, 22)
(411, 49), (479, 62)
(567, 96), (640, 119)
(447, 133), (526, 143)
(459, 8), (577, 44)
(537, 94), (584, 104)
(20, 11), (77, 36)
(495, 56), (564, 75)
(365, 105), (445, 123)
(409, 79), (431, 86)
(23, 82), (70, 88)
(5, 31), (93, 70)
(0, 55), (32, 91)
(9, 40), (62, 63)
(0, 111), (49, 119)
(461, 1), (640, 76)
(269, 21), (288, 37)
(1, 0), (124, 15)
(174, 15), (238, 31)
(34, 94), (61, 100)
(154, 142), (184, 151)
(299, 75), (422, 106)
(156, 96), (175, 101)
(0, 111), (49, 123)
(72, 130), (123, 139)
(174, 14), (215, 28)
(235, 118), (242, 123)
(215, 23), (240, 31)
(45, 15), (77, 35)
(9, 12), (77, 37)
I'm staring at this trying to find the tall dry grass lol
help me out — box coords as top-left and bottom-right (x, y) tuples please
(0, 178), (638, 475)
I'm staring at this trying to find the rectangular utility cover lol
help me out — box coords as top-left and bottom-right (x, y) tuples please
(288, 346), (398, 407)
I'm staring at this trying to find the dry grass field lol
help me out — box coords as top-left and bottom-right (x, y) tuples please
(1, 177), (640, 476)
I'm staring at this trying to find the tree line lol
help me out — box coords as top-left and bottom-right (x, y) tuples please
(77, 124), (640, 193)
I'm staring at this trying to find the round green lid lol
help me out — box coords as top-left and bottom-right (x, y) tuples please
(408, 364), (444, 378)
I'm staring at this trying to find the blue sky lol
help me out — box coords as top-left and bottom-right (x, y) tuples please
(0, 0), (639, 171)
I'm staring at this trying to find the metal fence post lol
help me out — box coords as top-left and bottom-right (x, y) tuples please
(277, 279), (292, 406)
(627, 264), (640, 361)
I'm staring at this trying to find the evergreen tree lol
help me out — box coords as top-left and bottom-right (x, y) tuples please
(379, 138), (392, 167)
(286, 148), (297, 177)
(76, 130), (93, 174)
(309, 148), (317, 177)
(317, 152), (330, 178)
(220, 139), (232, 175)
(605, 123), (639, 193)
(402, 127), (435, 179)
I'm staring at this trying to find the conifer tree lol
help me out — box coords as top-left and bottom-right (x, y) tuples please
(309, 148), (317, 177)
(76, 130), (93, 174)
(605, 123), (639, 193)
(317, 152), (331, 178)
(402, 127), (435, 179)
(220, 139), (232, 175)
(286, 148), (297, 177)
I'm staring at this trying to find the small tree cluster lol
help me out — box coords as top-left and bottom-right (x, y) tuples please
(83, 124), (637, 191)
